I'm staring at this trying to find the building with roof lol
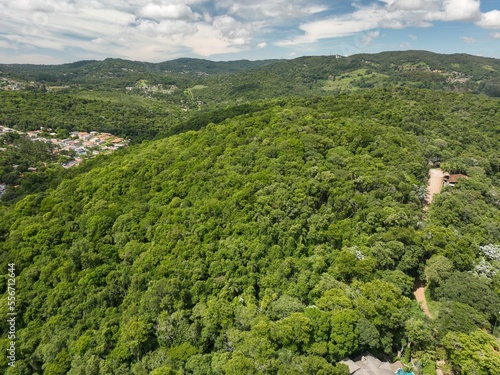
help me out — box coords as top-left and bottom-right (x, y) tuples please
(340, 354), (408, 375)
(443, 173), (468, 187)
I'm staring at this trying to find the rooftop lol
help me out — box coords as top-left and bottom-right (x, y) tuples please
(447, 174), (468, 183)
(340, 354), (405, 375)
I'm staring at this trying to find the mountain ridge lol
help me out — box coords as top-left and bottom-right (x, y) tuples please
(2, 50), (500, 98)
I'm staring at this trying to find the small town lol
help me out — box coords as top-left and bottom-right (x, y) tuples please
(0, 125), (128, 199)
(0, 125), (128, 167)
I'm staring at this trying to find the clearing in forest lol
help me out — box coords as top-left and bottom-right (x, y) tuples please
(414, 168), (446, 319)
(423, 168), (445, 211)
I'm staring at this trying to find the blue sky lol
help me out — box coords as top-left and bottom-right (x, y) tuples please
(0, 0), (499, 63)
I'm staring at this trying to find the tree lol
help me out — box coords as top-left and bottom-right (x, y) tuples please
(434, 272), (500, 321)
(442, 330), (500, 374)
(329, 310), (360, 361)
(272, 313), (312, 352)
(357, 317), (381, 351)
(404, 318), (433, 351)
(114, 317), (151, 361)
(424, 255), (454, 288)
(436, 301), (490, 336)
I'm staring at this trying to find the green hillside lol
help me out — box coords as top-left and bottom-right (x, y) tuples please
(3, 51), (500, 97)
(3, 51), (500, 147)
(0, 88), (499, 374)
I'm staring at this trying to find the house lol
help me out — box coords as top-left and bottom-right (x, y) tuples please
(340, 354), (406, 375)
(78, 132), (91, 141)
(443, 173), (468, 187)
(27, 131), (39, 138)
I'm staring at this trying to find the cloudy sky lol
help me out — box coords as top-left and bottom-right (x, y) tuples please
(1, 0), (499, 63)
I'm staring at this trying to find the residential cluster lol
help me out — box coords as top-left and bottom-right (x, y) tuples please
(1, 125), (128, 168)
(0, 77), (27, 91)
(0, 125), (21, 135)
(126, 83), (178, 95)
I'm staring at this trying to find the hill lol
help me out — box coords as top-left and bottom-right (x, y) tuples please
(2, 51), (500, 97)
(0, 88), (499, 374)
(2, 51), (500, 148)
(0, 58), (279, 88)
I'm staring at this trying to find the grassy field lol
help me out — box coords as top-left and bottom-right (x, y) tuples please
(322, 68), (390, 91)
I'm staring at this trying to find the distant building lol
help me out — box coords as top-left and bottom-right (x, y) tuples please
(443, 173), (468, 187)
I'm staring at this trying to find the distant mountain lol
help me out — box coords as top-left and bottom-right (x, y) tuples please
(0, 57), (280, 86)
(2, 51), (500, 97)
(216, 50), (500, 98)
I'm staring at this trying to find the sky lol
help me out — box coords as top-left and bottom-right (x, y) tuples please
(0, 0), (500, 64)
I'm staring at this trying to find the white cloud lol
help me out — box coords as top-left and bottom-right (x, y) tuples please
(477, 10), (500, 29)
(138, 4), (199, 21)
(0, 0), (499, 63)
(408, 33), (417, 40)
(389, 0), (436, 11)
(277, 0), (490, 46)
(182, 24), (241, 56)
(277, 9), (380, 46)
(493, 32), (500, 39)
(462, 36), (476, 43)
(0, 0), (225, 61)
(355, 30), (380, 47)
(217, 0), (327, 21)
(91, 37), (106, 44)
(136, 19), (198, 37)
(277, 6), (388, 46)
(7, 0), (74, 13)
(436, 0), (480, 21)
(212, 15), (254, 47)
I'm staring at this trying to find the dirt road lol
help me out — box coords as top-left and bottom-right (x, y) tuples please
(423, 168), (445, 210)
(413, 169), (444, 319)
(414, 286), (432, 319)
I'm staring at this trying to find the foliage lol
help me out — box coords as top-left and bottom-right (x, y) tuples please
(0, 79), (499, 373)
(442, 330), (500, 374)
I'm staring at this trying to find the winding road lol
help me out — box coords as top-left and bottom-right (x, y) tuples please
(414, 168), (445, 319)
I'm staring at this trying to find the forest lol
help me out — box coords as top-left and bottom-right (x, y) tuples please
(0, 52), (499, 375)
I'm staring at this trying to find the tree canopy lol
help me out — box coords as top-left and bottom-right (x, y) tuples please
(0, 78), (499, 374)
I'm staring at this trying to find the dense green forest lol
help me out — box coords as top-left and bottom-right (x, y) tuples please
(0, 83), (499, 374)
